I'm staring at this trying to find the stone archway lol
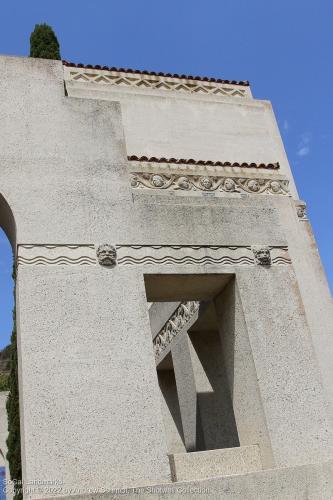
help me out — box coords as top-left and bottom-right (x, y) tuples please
(0, 194), (16, 253)
(0, 192), (17, 494)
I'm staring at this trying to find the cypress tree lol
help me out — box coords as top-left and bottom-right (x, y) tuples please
(0, 345), (10, 391)
(6, 266), (22, 500)
(30, 23), (61, 60)
(0, 372), (9, 391)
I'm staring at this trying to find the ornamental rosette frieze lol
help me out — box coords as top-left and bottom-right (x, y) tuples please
(153, 301), (200, 360)
(130, 172), (289, 195)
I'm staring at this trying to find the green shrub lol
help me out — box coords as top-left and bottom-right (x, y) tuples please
(30, 23), (61, 60)
(0, 372), (9, 391)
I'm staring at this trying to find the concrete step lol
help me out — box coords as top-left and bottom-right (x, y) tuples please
(169, 445), (262, 482)
(65, 459), (333, 500)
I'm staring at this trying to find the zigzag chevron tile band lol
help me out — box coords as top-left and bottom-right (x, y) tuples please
(64, 66), (249, 98)
(17, 245), (96, 266)
(116, 245), (291, 266)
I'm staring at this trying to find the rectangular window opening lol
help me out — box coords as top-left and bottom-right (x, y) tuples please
(145, 274), (239, 455)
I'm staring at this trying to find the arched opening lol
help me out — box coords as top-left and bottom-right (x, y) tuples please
(0, 194), (16, 253)
(0, 194), (19, 494)
(0, 193), (16, 351)
(0, 193), (16, 357)
(0, 228), (14, 350)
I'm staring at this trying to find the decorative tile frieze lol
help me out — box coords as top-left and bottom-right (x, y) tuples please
(117, 245), (291, 267)
(64, 65), (250, 98)
(17, 245), (96, 266)
(153, 301), (200, 359)
(17, 245), (291, 267)
(63, 61), (249, 87)
(130, 172), (290, 196)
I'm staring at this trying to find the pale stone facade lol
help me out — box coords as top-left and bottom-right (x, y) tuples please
(0, 55), (332, 499)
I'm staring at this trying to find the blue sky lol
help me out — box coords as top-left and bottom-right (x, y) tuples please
(0, 0), (332, 348)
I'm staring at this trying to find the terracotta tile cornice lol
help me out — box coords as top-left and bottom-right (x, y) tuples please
(128, 156), (279, 170)
(62, 61), (249, 87)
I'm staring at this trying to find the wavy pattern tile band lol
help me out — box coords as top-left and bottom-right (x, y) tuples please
(17, 256), (96, 266)
(117, 256), (255, 266)
(17, 245), (97, 266)
(17, 245), (291, 267)
(117, 245), (291, 267)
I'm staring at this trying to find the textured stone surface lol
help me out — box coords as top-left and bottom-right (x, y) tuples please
(215, 280), (274, 468)
(171, 335), (197, 452)
(235, 265), (333, 467)
(0, 56), (130, 246)
(17, 266), (171, 493)
(272, 195), (333, 427)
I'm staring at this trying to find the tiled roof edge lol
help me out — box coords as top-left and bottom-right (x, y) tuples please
(62, 61), (249, 87)
(128, 156), (279, 170)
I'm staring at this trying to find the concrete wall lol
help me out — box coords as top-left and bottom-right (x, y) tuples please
(158, 370), (185, 455)
(65, 72), (298, 197)
(234, 265), (333, 467)
(0, 56), (172, 494)
(17, 266), (171, 492)
(273, 195), (333, 425)
(0, 54), (332, 497)
(215, 280), (274, 468)
(0, 57), (130, 245)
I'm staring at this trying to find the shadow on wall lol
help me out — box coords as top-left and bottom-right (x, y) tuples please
(189, 328), (240, 451)
(154, 292), (240, 455)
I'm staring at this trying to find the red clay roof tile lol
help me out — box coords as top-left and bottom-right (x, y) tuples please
(127, 156), (279, 170)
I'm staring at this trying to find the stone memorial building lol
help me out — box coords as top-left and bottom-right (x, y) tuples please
(0, 55), (332, 498)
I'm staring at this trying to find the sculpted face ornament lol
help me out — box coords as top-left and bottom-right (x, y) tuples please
(130, 176), (139, 188)
(224, 178), (237, 192)
(270, 181), (281, 193)
(248, 179), (260, 192)
(296, 205), (307, 219)
(177, 176), (190, 190)
(97, 244), (117, 267)
(252, 246), (271, 266)
(200, 176), (213, 190)
(151, 174), (165, 188)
